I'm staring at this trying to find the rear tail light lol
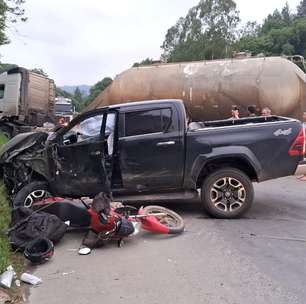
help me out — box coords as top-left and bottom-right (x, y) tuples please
(289, 127), (305, 156)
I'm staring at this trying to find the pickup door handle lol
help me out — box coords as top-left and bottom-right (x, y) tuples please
(156, 141), (176, 146)
(89, 151), (101, 156)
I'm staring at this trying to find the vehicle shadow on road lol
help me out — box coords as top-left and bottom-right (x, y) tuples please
(134, 195), (306, 223)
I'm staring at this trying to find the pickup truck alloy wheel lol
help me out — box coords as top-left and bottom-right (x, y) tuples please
(201, 168), (254, 219)
(13, 181), (50, 208)
(210, 177), (246, 212)
(24, 190), (47, 208)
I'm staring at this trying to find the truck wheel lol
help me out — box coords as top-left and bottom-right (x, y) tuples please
(13, 181), (51, 208)
(201, 168), (254, 219)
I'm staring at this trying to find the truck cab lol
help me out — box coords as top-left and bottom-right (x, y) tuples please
(0, 67), (55, 138)
(47, 99), (186, 197)
(0, 69), (22, 118)
(55, 97), (75, 126)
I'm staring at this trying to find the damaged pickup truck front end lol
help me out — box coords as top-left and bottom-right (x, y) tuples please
(0, 131), (50, 196)
(0, 105), (112, 203)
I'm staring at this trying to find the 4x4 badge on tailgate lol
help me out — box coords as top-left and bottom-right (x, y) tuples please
(274, 128), (292, 136)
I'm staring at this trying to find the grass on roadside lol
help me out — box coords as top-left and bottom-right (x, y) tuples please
(0, 132), (11, 273)
(0, 183), (12, 272)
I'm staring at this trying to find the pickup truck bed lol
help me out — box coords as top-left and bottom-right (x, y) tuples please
(185, 115), (302, 187)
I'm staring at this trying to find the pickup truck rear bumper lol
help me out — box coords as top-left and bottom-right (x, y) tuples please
(300, 158), (306, 165)
(295, 160), (306, 175)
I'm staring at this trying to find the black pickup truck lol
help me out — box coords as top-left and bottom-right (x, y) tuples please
(0, 99), (304, 218)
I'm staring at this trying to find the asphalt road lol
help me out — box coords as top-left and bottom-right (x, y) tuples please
(27, 176), (306, 304)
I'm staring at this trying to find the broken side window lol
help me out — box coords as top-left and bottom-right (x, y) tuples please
(79, 115), (103, 137)
(63, 114), (104, 145)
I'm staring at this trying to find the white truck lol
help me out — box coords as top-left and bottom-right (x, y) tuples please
(54, 97), (75, 126)
(0, 67), (55, 138)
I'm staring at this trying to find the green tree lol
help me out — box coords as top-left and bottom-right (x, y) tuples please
(0, 62), (16, 73)
(236, 2), (304, 56)
(73, 86), (83, 110)
(0, 0), (27, 45)
(297, 0), (306, 17)
(55, 86), (81, 112)
(260, 9), (286, 34)
(31, 68), (48, 77)
(281, 2), (292, 25)
(85, 77), (112, 107)
(292, 17), (306, 57)
(161, 0), (240, 62)
(55, 86), (71, 99)
(133, 58), (155, 67)
(240, 21), (260, 37)
(74, 86), (82, 102)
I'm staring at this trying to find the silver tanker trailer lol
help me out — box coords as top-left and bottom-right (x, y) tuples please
(86, 56), (306, 121)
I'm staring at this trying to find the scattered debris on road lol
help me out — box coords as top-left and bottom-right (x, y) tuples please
(62, 271), (75, 276)
(20, 273), (42, 286)
(0, 266), (14, 289)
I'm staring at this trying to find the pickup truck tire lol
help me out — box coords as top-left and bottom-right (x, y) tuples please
(13, 181), (51, 208)
(201, 168), (254, 219)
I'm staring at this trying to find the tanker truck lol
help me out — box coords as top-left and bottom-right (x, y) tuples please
(0, 67), (55, 138)
(85, 56), (306, 121)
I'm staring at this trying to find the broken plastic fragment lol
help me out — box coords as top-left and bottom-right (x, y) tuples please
(6, 265), (13, 272)
(0, 269), (14, 288)
(78, 247), (91, 255)
(62, 271), (75, 276)
(20, 273), (42, 285)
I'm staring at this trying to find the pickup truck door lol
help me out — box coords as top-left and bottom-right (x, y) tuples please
(118, 106), (184, 191)
(49, 110), (113, 197)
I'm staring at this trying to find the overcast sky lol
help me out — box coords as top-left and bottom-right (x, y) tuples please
(0, 0), (302, 86)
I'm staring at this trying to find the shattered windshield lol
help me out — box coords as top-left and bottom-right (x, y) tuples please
(78, 113), (115, 136)
(60, 112), (116, 145)
(79, 115), (103, 137)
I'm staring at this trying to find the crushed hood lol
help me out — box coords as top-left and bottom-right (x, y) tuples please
(0, 131), (48, 162)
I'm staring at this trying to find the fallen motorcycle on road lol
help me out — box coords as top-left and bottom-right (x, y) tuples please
(26, 193), (185, 254)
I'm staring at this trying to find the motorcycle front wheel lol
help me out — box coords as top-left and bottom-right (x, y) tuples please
(142, 205), (185, 235)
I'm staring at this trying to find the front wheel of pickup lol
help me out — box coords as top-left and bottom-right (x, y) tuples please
(201, 168), (254, 219)
(13, 181), (51, 208)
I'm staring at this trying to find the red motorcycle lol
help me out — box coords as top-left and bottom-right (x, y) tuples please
(33, 197), (185, 252)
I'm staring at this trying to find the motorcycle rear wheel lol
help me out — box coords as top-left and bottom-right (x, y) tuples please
(142, 205), (185, 235)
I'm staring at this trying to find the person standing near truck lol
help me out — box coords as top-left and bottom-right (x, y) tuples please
(58, 117), (66, 126)
(230, 105), (240, 119)
(247, 105), (257, 117)
(297, 112), (306, 181)
(261, 107), (272, 117)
